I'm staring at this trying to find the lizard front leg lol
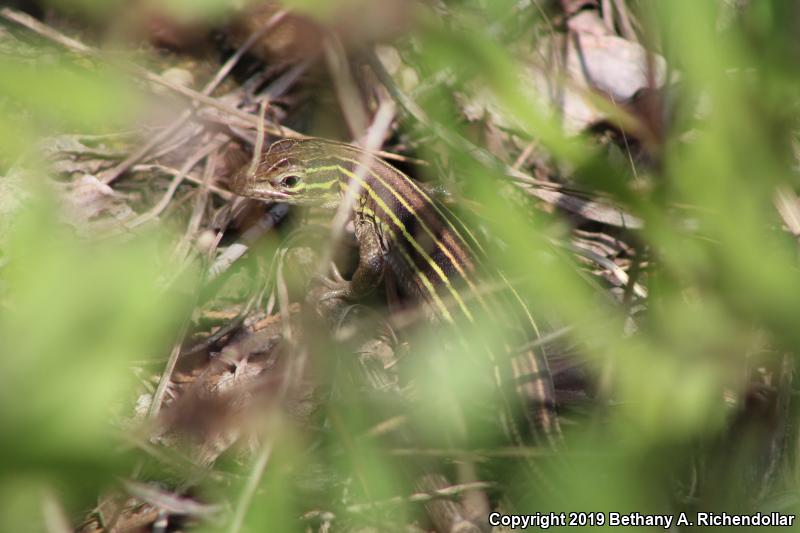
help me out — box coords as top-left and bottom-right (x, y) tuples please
(319, 218), (387, 301)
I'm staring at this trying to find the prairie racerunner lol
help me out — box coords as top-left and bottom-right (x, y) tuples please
(231, 137), (561, 446)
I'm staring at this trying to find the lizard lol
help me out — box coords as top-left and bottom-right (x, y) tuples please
(230, 137), (562, 446)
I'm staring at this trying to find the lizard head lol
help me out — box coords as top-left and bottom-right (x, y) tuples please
(231, 138), (345, 207)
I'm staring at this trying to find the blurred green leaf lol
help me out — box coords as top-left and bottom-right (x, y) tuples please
(0, 57), (140, 128)
(3, 0), (800, 528)
(0, 55), (141, 163)
(0, 183), (190, 523)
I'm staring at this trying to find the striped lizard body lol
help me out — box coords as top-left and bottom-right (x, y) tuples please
(231, 138), (561, 444)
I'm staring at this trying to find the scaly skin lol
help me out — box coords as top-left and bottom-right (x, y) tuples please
(231, 137), (562, 445)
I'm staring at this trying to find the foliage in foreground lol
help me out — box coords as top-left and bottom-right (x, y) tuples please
(1, 0), (800, 531)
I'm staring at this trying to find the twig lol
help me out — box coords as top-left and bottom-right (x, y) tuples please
(621, 246), (645, 306)
(567, 240), (647, 298)
(320, 101), (396, 274)
(511, 140), (539, 170)
(416, 474), (483, 533)
(407, 481), (494, 505)
(0, 7), (304, 141)
(127, 136), (226, 229)
(601, 0), (615, 33)
(352, 481), (495, 513)
(206, 11), (287, 95)
(275, 248), (293, 342)
(612, 0), (638, 41)
(151, 70), (300, 138)
(324, 34), (369, 137)
(147, 320), (190, 419)
(226, 435), (274, 533)
(609, 93), (641, 184)
(141, 124), (200, 163)
(41, 490), (72, 533)
(367, 49), (644, 229)
(301, 481), (495, 524)
(148, 71), (295, 137)
(0, 7), (90, 52)
(145, 169), (222, 417)
(224, 197), (317, 533)
(130, 164), (231, 200)
(249, 101), (268, 176)
(99, 118), (186, 184)
(121, 432), (230, 485)
(258, 61), (310, 101)
(173, 151), (218, 264)
(525, 185), (644, 228)
(207, 204), (290, 280)
(123, 481), (223, 518)
(99, 496), (125, 533)
(517, 325), (574, 353)
(775, 186), (800, 238)
(530, 0), (558, 37)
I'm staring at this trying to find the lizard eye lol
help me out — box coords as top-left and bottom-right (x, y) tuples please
(280, 175), (301, 188)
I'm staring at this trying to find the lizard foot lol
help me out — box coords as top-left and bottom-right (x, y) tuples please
(311, 275), (354, 302)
